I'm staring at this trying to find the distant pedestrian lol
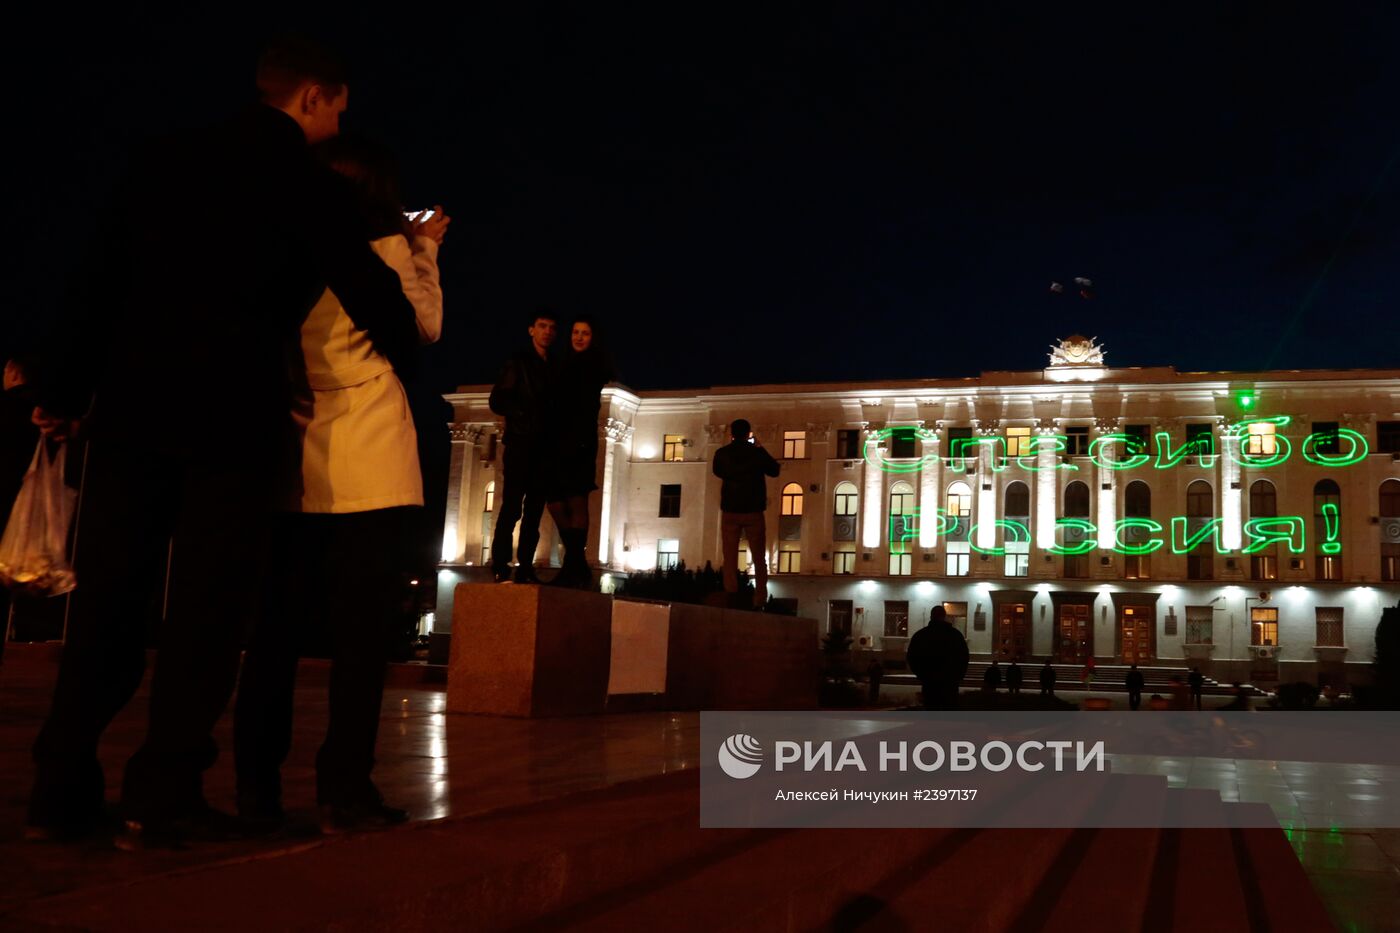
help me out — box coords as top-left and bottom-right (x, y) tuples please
(866, 659), (884, 705)
(1080, 656), (1096, 690)
(984, 660), (1002, 692)
(712, 419), (780, 608)
(1039, 661), (1056, 697)
(1126, 663), (1145, 711)
(906, 605), (970, 710)
(1188, 667), (1205, 710)
(1006, 660), (1023, 696)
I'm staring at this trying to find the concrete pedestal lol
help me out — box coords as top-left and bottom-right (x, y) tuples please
(448, 583), (612, 717)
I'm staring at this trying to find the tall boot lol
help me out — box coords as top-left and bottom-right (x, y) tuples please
(561, 528), (591, 589)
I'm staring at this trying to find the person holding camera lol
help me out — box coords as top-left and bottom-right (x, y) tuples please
(712, 419), (779, 609)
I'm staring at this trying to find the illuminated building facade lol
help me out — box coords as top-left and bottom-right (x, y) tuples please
(439, 337), (1400, 687)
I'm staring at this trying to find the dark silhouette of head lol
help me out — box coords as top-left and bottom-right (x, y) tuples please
(312, 134), (404, 238)
(929, 605), (948, 625)
(256, 36), (348, 143)
(730, 419), (751, 441)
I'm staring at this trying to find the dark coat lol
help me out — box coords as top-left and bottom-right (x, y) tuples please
(1040, 665), (1057, 688)
(1126, 669), (1146, 692)
(711, 440), (780, 513)
(489, 349), (556, 445)
(906, 621), (970, 687)
(1006, 663), (1024, 689)
(547, 348), (614, 498)
(44, 105), (419, 465)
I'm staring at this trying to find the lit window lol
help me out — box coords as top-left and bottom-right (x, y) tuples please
(1251, 608), (1278, 647)
(663, 434), (685, 462)
(946, 482), (972, 519)
(833, 549), (856, 574)
(1005, 427), (1032, 457)
(889, 482), (914, 516)
(1005, 553), (1029, 577)
(777, 545), (801, 574)
(1123, 554), (1149, 580)
(783, 431), (807, 460)
(943, 601), (968, 637)
(657, 539), (680, 571)
(889, 551), (912, 576)
(1251, 555), (1278, 581)
(834, 481), (859, 517)
(1245, 421), (1277, 456)
(483, 481), (495, 513)
(946, 552), (969, 577)
(781, 483), (804, 516)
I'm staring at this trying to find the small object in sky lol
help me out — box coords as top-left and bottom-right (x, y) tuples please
(1049, 281), (1065, 293)
(1074, 276), (1096, 299)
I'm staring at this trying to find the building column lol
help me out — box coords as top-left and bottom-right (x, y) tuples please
(1035, 418), (1060, 551)
(597, 417), (633, 567)
(861, 424), (886, 551)
(975, 420), (1000, 552)
(444, 423), (482, 564)
(918, 421), (942, 549)
(1094, 418), (1119, 550)
(1218, 418), (1243, 552)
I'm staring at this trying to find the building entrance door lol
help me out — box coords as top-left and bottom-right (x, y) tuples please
(996, 603), (1031, 660)
(1057, 604), (1092, 663)
(1119, 604), (1155, 664)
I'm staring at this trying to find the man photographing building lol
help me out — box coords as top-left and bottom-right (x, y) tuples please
(712, 419), (779, 608)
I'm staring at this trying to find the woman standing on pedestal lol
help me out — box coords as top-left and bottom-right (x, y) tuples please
(546, 316), (613, 588)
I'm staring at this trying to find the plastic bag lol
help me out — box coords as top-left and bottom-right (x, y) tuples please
(0, 439), (78, 596)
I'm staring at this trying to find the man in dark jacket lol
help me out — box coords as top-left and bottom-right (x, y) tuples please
(1188, 667), (1205, 710)
(26, 37), (420, 847)
(906, 605), (969, 710)
(1006, 660), (1023, 696)
(711, 419), (780, 608)
(1039, 661), (1057, 697)
(1126, 663), (1146, 710)
(487, 310), (558, 583)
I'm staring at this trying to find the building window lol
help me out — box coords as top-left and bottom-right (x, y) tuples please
(1063, 479), (1090, 579)
(658, 484), (681, 518)
(889, 482), (915, 516)
(1315, 607), (1344, 648)
(1064, 426), (1090, 457)
(946, 553), (969, 576)
(1124, 554), (1150, 580)
(889, 551), (912, 576)
(1379, 421), (1400, 454)
(1185, 606), (1213, 645)
(1250, 479), (1277, 581)
(1244, 421), (1277, 457)
(1005, 553), (1029, 577)
(1063, 554), (1089, 578)
(663, 434), (685, 462)
(836, 429), (861, 459)
(1314, 479), (1342, 581)
(1251, 607), (1279, 647)
(657, 539), (680, 571)
(834, 481), (859, 516)
(777, 546), (801, 574)
(884, 600), (910, 637)
(483, 434), (498, 462)
(1185, 423), (1214, 462)
(947, 481), (973, 521)
(781, 483), (804, 516)
(1187, 479), (1214, 580)
(890, 427), (917, 459)
(833, 549), (856, 575)
(829, 599), (854, 636)
(483, 480), (496, 514)
(1005, 426), (1032, 457)
(1124, 480), (1151, 519)
(1311, 421), (1340, 455)
(1004, 481), (1030, 518)
(1124, 424), (1151, 456)
(943, 601), (968, 637)
(1122, 482), (1151, 580)
(945, 426), (973, 465)
(1382, 479), (1400, 582)
(783, 431), (807, 460)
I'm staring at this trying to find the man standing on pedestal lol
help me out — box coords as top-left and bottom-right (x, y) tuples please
(488, 311), (558, 583)
(712, 419), (779, 609)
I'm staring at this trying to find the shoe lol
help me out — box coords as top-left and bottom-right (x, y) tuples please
(114, 804), (247, 852)
(236, 793), (288, 837)
(24, 799), (113, 843)
(318, 797), (410, 835)
(492, 565), (512, 583)
(512, 566), (542, 585)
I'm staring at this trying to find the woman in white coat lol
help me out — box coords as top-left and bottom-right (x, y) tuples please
(235, 136), (447, 833)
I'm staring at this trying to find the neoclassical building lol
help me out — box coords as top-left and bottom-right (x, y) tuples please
(437, 337), (1400, 687)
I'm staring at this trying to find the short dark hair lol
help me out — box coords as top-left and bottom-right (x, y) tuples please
(730, 419), (751, 440)
(530, 308), (558, 327)
(312, 134), (404, 239)
(256, 36), (347, 106)
(929, 605), (947, 623)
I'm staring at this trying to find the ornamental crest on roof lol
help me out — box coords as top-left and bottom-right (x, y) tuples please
(1048, 335), (1105, 367)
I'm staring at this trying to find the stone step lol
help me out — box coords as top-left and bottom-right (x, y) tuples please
(1147, 790), (1252, 933)
(1230, 803), (1338, 932)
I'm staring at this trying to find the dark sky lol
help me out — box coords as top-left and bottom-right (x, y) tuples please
(5, 3), (1398, 392)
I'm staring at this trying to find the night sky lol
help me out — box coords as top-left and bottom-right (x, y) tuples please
(5, 3), (1398, 393)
